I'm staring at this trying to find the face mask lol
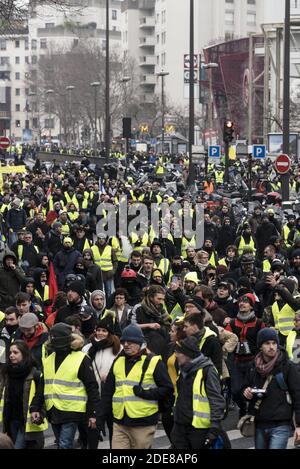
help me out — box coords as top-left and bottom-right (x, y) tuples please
(6, 324), (18, 335)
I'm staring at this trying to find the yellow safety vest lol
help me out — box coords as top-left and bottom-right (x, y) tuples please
(112, 354), (160, 420)
(283, 225), (291, 245)
(218, 258), (227, 267)
(286, 330), (297, 360)
(199, 327), (217, 351)
(44, 351), (87, 413)
(191, 368), (211, 429)
(0, 311), (4, 323)
(272, 302), (296, 336)
(130, 233), (149, 252)
(208, 252), (217, 267)
(155, 165), (165, 175)
(64, 192), (79, 210)
(18, 244), (39, 260)
(181, 236), (196, 258)
(215, 171), (224, 184)
(167, 352), (178, 389)
(263, 259), (271, 273)
(68, 212), (79, 222)
(61, 223), (70, 236)
(0, 377), (48, 433)
(34, 285), (49, 302)
(82, 238), (91, 252)
(91, 245), (113, 271)
(111, 236), (129, 263)
(238, 236), (256, 255)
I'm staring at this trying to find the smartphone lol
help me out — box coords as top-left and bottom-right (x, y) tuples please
(171, 276), (179, 283)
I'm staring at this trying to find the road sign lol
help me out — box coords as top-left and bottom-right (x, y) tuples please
(208, 145), (221, 158)
(0, 136), (10, 149)
(184, 70), (198, 84)
(184, 54), (198, 69)
(253, 144), (266, 159)
(275, 154), (291, 174)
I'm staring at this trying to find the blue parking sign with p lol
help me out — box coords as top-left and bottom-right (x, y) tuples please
(208, 145), (221, 158)
(253, 145), (266, 159)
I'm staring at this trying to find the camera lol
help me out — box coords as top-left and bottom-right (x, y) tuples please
(251, 388), (266, 399)
(235, 341), (251, 356)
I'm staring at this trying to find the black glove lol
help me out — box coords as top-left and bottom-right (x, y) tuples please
(97, 419), (106, 442)
(133, 385), (146, 398)
(204, 427), (219, 448)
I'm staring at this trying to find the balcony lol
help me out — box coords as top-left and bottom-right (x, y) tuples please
(139, 55), (156, 67)
(139, 36), (155, 47)
(139, 17), (155, 28)
(140, 74), (156, 86)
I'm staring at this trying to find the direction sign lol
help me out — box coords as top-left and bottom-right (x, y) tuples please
(184, 54), (198, 69)
(253, 144), (266, 159)
(208, 145), (221, 158)
(184, 70), (198, 84)
(0, 136), (10, 149)
(275, 154), (291, 174)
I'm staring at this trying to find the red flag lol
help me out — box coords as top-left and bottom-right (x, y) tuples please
(46, 261), (58, 316)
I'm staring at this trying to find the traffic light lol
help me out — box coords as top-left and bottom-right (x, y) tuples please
(223, 120), (234, 143)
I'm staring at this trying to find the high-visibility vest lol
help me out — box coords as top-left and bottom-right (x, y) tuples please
(215, 171), (224, 184)
(34, 285), (49, 302)
(218, 258), (228, 267)
(0, 377), (48, 432)
(64, 192), (79, 210)
(286, 330), (297, 360)
(68, 212), (79, 222)
(271, 182), (280, 191)
(111, 236), (129, 263)
(167, 352), (178, 389)
(112, 354), (160, 420)
(263, 259), (271, 273)
(44, 351), (87, 413)
(156, 257), (170, 276)
(61, 223), (70, 236)
(272, 301), (296, 336)
(283, 225), (291, 245)
(208, 252), (217, 267)
(18, 244), (39, 260)
(91, 245), (113, 271)
(155, 165), (165, 175)
(290, 181), (297, 192)
(48, 197), (65, 211)
(82, 238), (91, 252)
(191, 368), (211, 429)
(199, 327), (217, 351)
(130, 233), (149, 252)
(0, 311), (4, 323)
(238, 236), (256, 255)
(181, 236), (196, 258)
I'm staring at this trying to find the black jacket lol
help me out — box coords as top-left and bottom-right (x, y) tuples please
(194, 329), (223, 376)
(174, 354), (225, 427)
(243, 349), (300, 427)
(99, 350), (173, 427)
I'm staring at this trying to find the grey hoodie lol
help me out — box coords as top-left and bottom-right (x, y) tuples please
(89, 289), (106, 320)
(174, 354), (225, 427)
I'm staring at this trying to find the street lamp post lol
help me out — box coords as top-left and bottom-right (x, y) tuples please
(66, 85), (75, 147)
(187, 0), (195, 186)
(45, 89), (54, 142)
(90, 81), (100, 156)
(202, 63), (219, 146)
(157, 70), (169, 155)
(105, 0), (110, 162)
(120, 76), (131, 155)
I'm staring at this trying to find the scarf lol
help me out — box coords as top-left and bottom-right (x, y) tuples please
(141, 296), (171, 326)
(7, 359), (32, 380)
(236, 311), (256, 323)
(88, 337), (113, 361)
(255, 350), (281, 378)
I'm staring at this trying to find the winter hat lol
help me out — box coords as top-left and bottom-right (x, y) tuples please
(257, 328), (279, 348)
(96, 315), (114, 334)
(292, 249), (300, 259)
(120, 325), (145, 345)
(184, 296), (204, 311)
(53, 221), (62, 230)
(184, 272), (199, 284)
(150, 240), (163, 251)
(271, 259), (284, 271)
(237, 276), (251, 290)
(175, 336), (201, 359)
(68, 280), (85, 297)
(216, 265), (228, 276)
(279, 278), (295, 294)
(63, 237), (73, 246)
(238, 293), (256, 307)
(19, 313), (39, 328)
(50, 323), (73, 349)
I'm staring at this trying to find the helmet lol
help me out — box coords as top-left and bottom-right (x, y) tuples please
(121, 267), (137, 279)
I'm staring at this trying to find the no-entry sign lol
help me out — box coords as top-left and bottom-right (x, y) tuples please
(0, 136), (10, 150)
(275, 154), (291, 174)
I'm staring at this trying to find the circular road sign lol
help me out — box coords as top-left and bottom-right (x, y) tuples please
(0, 136), (10, 150)
(275, 154), (291, 175)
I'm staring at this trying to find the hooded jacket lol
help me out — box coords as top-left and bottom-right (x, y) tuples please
(0, 252), (26, 309)
(13, 323), (49, 370)
(89, 290), (106, 320)
(82, 249), (104, 292)
(174, 354), (225, 427)
(53, 246), (82, 289)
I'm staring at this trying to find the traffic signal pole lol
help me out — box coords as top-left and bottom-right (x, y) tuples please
(282, 0), (290, 202)
(224, 141), (229, 184)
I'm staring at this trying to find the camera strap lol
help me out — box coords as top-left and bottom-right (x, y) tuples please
(254, 375), (273, 411)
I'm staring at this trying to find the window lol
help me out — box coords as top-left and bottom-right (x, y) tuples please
(31, 39), (37, 49)
(25, 56), (29, 64)
(0, 39), (6, 50)
(15, 120), (21, 128)
(112, 9), (117, 20)
(31, 70), (37, 80)
(247, 12), (256, 25)
(162, 32), (166, 44)
(156, 34), (159, 43)
(73, 38), (78, 47)
(40, 39), (47, 49)
(25, 38), (29, 50)
(16, 104), (20, 112)
(157, 55), (160, 65)
(156, 13), (160, 24)
(45, 118), (54, 129)
(226, 0), (234, 2)
(15, 88), (20, 96)
(247, 0), (255, 4)
(25, 88), (29, 96)
(225, 11), (234, 25)
(32, 118), (38, 128)
(25, 119), (29, 129)
(31, 55), (37, 64)
(0, 57), (9, 65)
(15, 72), (20, 80)
(112, 26), (116, 31)
(161, 52), (166, 66)
(15, 56), (20, 64)
(162, 10), (166, 23)
(15, 40), (20, 48)
(45, 23), (54, 28)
